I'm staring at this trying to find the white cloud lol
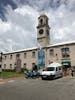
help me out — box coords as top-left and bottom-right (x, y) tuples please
(0, 0), (75, 52)
(0, 19), (12, 33)
(47, 2), (75, 44)
(0, 5), (39, 52)
(15, 5), (38, 16)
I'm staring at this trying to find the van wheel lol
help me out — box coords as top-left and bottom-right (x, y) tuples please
(52, 75), (55, 80)
(41, 77), (44, 80)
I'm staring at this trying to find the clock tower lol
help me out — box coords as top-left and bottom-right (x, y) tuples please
(37, 12), (50, 47)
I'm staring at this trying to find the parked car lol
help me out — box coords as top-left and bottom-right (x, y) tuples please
(41, 63), (63, 80)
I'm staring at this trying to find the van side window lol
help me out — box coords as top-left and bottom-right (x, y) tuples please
(59, 67), (61, 70)
(56, 67), (58, 71)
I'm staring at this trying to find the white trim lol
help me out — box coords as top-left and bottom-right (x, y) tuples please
(3, 40), (75, 54)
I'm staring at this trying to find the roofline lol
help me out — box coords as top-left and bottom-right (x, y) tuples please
(3, 47), (38, 55)
(47, 41), (75, 48)
(2, 40), (75, 55)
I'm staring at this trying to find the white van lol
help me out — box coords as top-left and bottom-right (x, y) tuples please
(41, 63), (63, 80)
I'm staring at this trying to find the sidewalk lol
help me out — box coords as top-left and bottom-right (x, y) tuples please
(63, 74), (75, 79)
(0, 76), (25, 83)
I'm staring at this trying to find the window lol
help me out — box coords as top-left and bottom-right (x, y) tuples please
(32, 51), (36, 58)
(4, 64), (6, 69)
(10, 64), (12, 69)
(56, 67), (58, 71)
(5, 56), (7, 60)
(65, 48), (70, 57)
(47, 30), (49, 36)
(24, 63), (26, 68)
(61, 48), (70, 58)
(46, 67), (54, 71)
(0, 57), (1, 62)
(24, 53), (27, 58)
(14, 63), (16, 70)
(10, 55), (13, 59)
(49, 49), (54, 56)
(59, 67), (61, 70)
(40, 19), (43, 24)
(32, 63), (35, 67)
(16, 53), (20, 58)
(14, 63), (16, 67)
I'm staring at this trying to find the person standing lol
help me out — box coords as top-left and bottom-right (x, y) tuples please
(71, 69), (74, 77)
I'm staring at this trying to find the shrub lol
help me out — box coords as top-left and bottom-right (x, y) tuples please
(21, 67), (29, 72)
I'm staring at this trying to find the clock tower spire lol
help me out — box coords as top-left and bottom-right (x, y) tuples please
(37, 12), (50, 47)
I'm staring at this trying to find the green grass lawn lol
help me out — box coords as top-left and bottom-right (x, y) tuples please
(0, 71), (24, 79)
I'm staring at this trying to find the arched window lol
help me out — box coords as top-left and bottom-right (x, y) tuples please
(32, 51), (36, 58)
(24, 52), (27, 58)
(40, 19), (43, 24)
(49, 49), (54, 56)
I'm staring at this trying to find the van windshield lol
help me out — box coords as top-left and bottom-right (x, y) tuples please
(46, 67), (54, 71)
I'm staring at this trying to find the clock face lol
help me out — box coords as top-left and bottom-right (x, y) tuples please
(39, 29), (44, 35)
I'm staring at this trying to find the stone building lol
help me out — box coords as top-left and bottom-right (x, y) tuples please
(0, 12), (75, 70)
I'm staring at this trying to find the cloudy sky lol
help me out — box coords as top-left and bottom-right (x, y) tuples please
(0, 0), (75, 52)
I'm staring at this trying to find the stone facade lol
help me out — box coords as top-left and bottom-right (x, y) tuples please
(1, 42), (75, 70)
(0, 13), (75, 70)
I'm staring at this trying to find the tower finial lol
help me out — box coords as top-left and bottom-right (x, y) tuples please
(41, 9), (45, 15)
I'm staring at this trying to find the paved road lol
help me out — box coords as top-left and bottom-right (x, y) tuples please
(0, 77), (75, 100)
